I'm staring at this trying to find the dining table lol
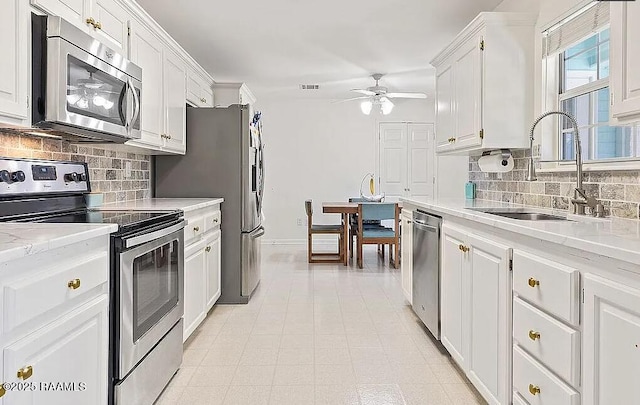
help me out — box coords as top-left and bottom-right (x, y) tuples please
(321, 201), (402, 266)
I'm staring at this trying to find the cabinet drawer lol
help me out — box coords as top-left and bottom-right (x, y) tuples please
(184, 215), (205, 243)
(204, 210), (221, 233)
(3, 252), (108, 333)
(513, 251), (579, 325)
(513, 297), (580, 386)
(513, 345), (580, 405)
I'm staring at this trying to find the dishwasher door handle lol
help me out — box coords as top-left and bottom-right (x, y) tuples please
(413, 220), (439, 232)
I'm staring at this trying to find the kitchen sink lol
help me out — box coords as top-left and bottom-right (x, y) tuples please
(468, 208), (572, 221)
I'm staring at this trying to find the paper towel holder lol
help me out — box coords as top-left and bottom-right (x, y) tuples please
(481, 149), (512, 167)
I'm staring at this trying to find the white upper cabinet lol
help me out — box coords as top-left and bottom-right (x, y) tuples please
(90, 0), (130, 54)
(610, 1), (640, 123)
(30, 0), (90, 30)
(0, 0), (29, 126)
(213, 82), (257, 118)
(162, 49), (187, 154)
(128, 19), (163, 148)
(431, 13), (536, 155)
(187, 71), (214, 108)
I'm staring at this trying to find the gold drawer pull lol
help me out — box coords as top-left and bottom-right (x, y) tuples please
(0, 383), (5, 398)
(94, 21), (102, 30)
(529, 384), (540, 396)
(205, 246), (211, 252)
(193, 226), (200, 232)
(17, 366), (33, 380)
(68, 278), (81, 290)
(213, 218), (219, 223)
(528, 330), (541, 341)
(86, 17), (96, 27)
(458, 244), (469, 253)
(528, 278), (540, 288)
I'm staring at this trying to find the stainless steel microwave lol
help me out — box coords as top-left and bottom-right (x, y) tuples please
(31, 15), (142, 143)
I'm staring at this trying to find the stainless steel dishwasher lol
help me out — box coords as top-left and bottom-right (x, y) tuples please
(412, 210), (442, 340)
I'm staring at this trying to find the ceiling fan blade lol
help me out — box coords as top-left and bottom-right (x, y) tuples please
(350, 89), (376, 96)
(385, 92), (427, 99)
(332, 96), (369, 104)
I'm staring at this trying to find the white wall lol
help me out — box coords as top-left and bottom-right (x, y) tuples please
(257, 97), (434, 243)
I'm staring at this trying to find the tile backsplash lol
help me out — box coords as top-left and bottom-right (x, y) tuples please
(469, 150), (640, 219)
(0, 132), (151, 203)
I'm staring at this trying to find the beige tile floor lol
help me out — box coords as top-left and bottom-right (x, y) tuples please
(155, 245), (487, 405)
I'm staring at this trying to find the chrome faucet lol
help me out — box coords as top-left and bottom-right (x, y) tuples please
(526, 111), (605, 217)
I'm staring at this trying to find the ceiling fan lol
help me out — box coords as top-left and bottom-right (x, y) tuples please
(338, 73), (427, 115)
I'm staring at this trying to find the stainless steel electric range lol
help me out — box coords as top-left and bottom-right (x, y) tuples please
(0, 157), (185, 405)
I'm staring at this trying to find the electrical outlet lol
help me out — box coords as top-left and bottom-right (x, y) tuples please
(497, 172), (503, 180)
(124, 161), (132, 178)
(297, 218), (303, 226)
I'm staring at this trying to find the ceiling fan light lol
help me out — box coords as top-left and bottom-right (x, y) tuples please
(360, 100), (373, 115)
(381, 98), (394, 115)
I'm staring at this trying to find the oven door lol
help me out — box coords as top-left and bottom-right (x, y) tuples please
(45, 36), (141, 140)
(118, 221), (184, 378)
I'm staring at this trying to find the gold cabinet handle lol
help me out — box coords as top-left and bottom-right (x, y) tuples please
(17, 366), (33, 380)
(528, 277), (540, 288)
(167, 134), (172, 140)
(68, 278), (81, 290)
(528, 384), (540, 396)
(193, 226), (200, 232)
(94, 21), (102, 30)
(458, 244), (469, 253)
(205, 246), (211, 252)
(160, 134), (166, 139)
(86, 17), (96, 27)
(528, 330), (541, 341)
(213, 218), (219, 223)
(0, 383), (5, 398)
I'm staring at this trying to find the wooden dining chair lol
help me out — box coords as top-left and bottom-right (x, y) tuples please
(348, 197), (385, 260)
(355, 202), (400, 269)
(305, 200), (344, 263)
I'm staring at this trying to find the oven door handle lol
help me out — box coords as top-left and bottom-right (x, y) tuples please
(124, 220), (186, 248)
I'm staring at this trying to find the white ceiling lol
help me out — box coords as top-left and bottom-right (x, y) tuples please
(136, 0), (504, 99)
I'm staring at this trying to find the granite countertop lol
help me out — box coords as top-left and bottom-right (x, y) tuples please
(401, 197), (640, 266)
(0, 223), (118, 263)
(100, 198), (224, 213)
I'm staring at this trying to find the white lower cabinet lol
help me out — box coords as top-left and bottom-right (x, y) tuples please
(400, 209), (413, 304)
(440, 222), (511, 405)
(183, 239), (206, 340)
(204, 230), (221, 312)
(2, 296), (108, 405)
(182, 205), (222, 341)
(583, 274), (640, 405)
(0, 235), (110, 405)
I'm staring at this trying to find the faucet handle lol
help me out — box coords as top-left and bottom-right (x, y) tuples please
(594, 202), (606, 218)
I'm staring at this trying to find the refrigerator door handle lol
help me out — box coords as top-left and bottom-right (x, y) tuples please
(251, 226), (265, 238)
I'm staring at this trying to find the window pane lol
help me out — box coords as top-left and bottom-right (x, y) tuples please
(594, 126), (632, 159)
(565, 33), (598, 58)
(599, 41), (609, 79)
(561, 128), (589, 161)
(561, 93), (591, 129)
(564, 48), (598, 91)
(599, 28), (610, 42)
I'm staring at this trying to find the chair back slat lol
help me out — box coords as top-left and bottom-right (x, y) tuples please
(361, 203), (396, 221)
(349, 197), (369, 203)
(305, 200), (313, 217)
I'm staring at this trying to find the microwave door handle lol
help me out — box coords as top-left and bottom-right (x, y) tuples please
(129, 78), (140, 129)
(118, 81), (128, 127)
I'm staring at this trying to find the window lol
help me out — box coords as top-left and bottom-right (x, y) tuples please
(544, 2), (640, 164)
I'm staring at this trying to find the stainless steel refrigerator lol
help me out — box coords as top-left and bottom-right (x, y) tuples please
(155, 105), (264, 304)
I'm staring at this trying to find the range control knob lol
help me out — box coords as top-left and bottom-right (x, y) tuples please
(64, 172), (86, 183)
(0, 170), (11, 183)
(11, 171), (26, 183)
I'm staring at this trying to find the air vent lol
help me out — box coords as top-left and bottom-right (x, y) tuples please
(299, 84), (320, 90)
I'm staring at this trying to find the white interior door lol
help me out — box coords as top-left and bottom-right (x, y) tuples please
(407, 123), (434, 200)
(379, 123), (407, 200)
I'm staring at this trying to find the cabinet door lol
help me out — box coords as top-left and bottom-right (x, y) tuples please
(0, 0), (29, 124)
(452, 36), (483, 150)
(163, 50), (187, 154)
(204, 230), (222, 312)
(128, 20), (163, 148)
(440, 224), (468, 368)
(379, 123), (408, 199)
(407, 123), (434, 200)
(31, 0), (90, 31)
(583, 274), (640, 405)
(610, 1), (640, 121)
(466, 234), (511, 405)
(435, 64), (454, 152)
(90, 0), (130, 54)
(183, 241), (206, 341)
(400, 211), (413, 304)
(2, 296), (108, 405)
